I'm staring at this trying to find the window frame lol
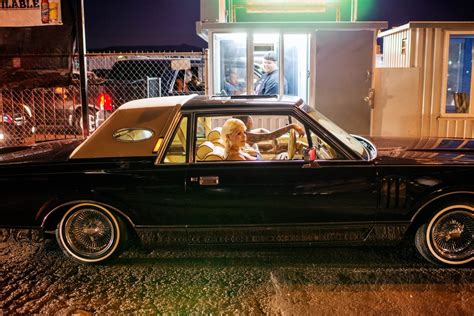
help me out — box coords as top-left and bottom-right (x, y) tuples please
(159, 114), (190, 165)
(209, 31), (311, 102)
(440, 30), (474, 118)
(189, 107), (353, 164)
(212, 32), (249, 96)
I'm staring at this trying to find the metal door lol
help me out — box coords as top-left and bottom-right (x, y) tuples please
(314, 30), (375, 135)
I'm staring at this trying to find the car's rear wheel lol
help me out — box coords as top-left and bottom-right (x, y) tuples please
(56, 203), (128, 264)
(415, 201), (473, 266)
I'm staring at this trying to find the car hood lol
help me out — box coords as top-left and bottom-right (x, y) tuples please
(368, 136), (474, 165)
(0, 139), (83, 164)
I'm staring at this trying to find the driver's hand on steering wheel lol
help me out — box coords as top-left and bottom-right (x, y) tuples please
(291, 123), (305, 138)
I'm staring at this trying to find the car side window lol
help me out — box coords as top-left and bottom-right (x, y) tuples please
(195, 114), (341, 162)
(163, 117), (188, 163)
(308, 129), (345, 160)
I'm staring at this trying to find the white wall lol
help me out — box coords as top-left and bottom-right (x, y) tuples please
(379, 26), (474, 138)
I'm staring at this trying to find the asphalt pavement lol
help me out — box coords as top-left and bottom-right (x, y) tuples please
(1, 239), (473, 314)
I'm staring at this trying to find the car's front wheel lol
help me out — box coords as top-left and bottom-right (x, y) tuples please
(415, 201), (473, 266)
(56, 203), (128, 264)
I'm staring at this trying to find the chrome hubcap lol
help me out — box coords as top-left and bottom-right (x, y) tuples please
(431, 209), (473, 261)
(64, 208), (115, 258)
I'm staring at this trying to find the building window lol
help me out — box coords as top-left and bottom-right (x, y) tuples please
(284, 34), (310, 102)
(401, 38), (407, 55)
(213, 33), (247, 96)
(253, 34), (280, 95)
(445, 35), (473, 114)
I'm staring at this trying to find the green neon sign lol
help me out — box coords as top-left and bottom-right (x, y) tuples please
(227, 0), (376, 22)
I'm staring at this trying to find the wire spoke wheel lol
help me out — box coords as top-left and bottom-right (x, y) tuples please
(416, 202), (473, 266)
(57, 203), (126, 263)
(64, 208), (115, 258)
(429, 208), (473, 262)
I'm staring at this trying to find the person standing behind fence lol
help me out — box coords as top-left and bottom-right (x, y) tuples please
(255, 52), (287, 96)
(175, 69), (193, 93)
(187, 74), (204, 92)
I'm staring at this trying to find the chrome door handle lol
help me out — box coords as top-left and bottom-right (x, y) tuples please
(199, 176), (219, 186)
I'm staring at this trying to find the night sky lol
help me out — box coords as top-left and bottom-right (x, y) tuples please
(84, 0), (474, 51)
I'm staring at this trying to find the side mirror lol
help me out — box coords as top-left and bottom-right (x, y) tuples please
(302, 147), (320, 168)
(303, 146), (317, 162)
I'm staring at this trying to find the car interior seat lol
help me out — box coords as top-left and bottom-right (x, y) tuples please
(196, 127), (225, 161)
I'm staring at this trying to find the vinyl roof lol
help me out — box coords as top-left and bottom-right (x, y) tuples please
(69, 94), (304, 160)
(182, 94), (305, 110)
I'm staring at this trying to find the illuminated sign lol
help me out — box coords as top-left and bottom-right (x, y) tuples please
(0, 0), (62, 27)
(246, 0), (330, 13)
(229, 0), (354, 22)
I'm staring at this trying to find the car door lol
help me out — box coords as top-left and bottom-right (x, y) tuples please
(256, 159), (377, 242)
(185, 111), (378, 244)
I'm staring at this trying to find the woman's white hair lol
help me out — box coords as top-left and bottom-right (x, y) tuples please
(221, 118), (246, 153)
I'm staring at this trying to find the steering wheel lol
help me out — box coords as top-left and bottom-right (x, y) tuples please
(287, 129), (297, 159)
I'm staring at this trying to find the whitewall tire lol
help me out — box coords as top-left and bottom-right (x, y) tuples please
(56, 203), (127, 264)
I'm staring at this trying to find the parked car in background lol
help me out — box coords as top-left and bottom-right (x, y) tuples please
(0, 103), (35, 146)
(0, 95), (472, 266)
(0, 58), (205, 146)
(0, 72), (103, 142)
(51, 86), (102, 134)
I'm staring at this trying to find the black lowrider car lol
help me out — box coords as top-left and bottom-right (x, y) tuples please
(0, 95), (472, 266)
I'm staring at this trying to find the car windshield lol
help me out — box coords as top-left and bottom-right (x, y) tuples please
(300, 104), (368, 160)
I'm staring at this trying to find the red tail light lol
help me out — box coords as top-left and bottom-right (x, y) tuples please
(98, 93), (113, 111)
(2, 114), (13, 124)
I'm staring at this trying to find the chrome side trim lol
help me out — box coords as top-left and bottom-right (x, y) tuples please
(364, 222), (409, 242)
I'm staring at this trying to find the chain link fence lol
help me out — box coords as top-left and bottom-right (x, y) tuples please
(0, 51), (207, 146)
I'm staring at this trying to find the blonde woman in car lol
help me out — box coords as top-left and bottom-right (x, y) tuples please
(221, 118), (257, 161)
(222, 117), (306, 160)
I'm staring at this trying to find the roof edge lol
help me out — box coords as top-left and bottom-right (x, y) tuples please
(119, 94), (198, 110)
(197, 21), (388, 34)
(379, 21), (474, 38)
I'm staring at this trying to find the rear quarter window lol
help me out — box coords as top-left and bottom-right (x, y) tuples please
(112, 128), (154, 142)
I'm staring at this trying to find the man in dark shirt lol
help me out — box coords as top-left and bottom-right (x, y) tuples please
(255, 52), (287, 95)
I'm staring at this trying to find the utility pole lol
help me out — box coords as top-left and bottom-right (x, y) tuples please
(76, 0), (89, 137)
